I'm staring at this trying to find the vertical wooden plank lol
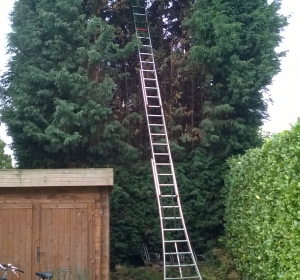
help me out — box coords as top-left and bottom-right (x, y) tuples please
(33, 203), (41, 275)
(100, 188), (110, 280)
(18, 209), (24, 268)
(13, 209), (20, 266)
(76, 207), (82, 267)
(82, 208), (88, 269)
(3, 209), (7, 262)
(70, 208), (77, 268)
(0, 210), (3, 262)
(64, 208), (71, 266)
(53, 207), (59, 269)
(47, 207), (53, 270)
(57, 207), (64, 269)
(39, 206), (45, 270)
(8, 209), (14, 265)
(88, 202), (94, 280)
(26, 208), (32, 280)
(94, 195), (102, 280)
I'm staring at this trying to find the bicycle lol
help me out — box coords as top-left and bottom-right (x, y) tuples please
(0, 263), (53, 280)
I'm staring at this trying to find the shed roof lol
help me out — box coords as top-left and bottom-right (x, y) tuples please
(0, 168), (113, 187)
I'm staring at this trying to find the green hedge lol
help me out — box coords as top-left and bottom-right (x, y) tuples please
(223, 120), (300, 279)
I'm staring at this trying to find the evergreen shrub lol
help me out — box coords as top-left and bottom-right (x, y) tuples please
(223, 120), (300, 279)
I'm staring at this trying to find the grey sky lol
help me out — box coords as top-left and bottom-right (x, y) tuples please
(263, 0), (300, 133)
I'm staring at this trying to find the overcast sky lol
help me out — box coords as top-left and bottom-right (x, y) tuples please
(0, 0), (299, 157)
(263, 0), (300, 133)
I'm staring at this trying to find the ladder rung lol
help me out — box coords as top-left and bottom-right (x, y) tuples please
(160, 195), (177, 197)
(146, 96), (159, 99)
(148, 114), (162, 117)
(134, 13), (145, 16)
(147, 105), (160, 108)
(145, 86), (158, 89)
(152, 143), (167, 145)
(162, 206), (179, 208)
(165, 252), (192, 255)
(142, 68), (155, 71)
(141, 60), (154, 63)
(144, 78), (156, 80)
(163, 228), (184, 232)
(164, 240), (187, 243)
(158, 173), (172, 175)
(165, 264), (196, 267)
(140, 52), (152, 55)
(154, 153), (169, 155)
(138, 36), (150, 39)
(151, 133), (165, 136)
(162, 217), (182, 220)
(149, 123), (163, 126)
(150, 127), (164, 130)
(166, 276), (200, 280)
(156, 163), (171, 165)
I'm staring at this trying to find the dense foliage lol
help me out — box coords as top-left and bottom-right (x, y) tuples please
(110, 248), (240, 280)
(0, 138), (12, 169)
(0, 0), (138, 168)
(110, 164), (160, 263)
(0, 0), (287, 262)
(223, 120), (300, 279)
(186, 0), (287, 154)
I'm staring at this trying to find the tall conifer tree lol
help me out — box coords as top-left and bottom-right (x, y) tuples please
(1, 0), (137, 168)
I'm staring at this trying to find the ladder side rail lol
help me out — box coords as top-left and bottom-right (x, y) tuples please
(133, 3), (202, 280)
(151, 159), (166, 278)
(175, 242), (183, 279)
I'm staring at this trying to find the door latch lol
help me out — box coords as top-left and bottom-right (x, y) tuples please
(37, 247), (40, 263)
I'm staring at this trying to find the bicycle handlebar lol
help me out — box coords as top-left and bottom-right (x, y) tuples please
(0, 263), (25, 273)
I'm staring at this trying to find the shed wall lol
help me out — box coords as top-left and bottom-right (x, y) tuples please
(0, 169), (113, 280)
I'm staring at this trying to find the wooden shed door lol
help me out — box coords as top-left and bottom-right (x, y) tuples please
(0, 204), (33, 280)
(38, 203), (93, 272)
(0, 203), (93, 280)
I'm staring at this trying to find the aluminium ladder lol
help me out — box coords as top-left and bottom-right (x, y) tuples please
(133, 3), (202, 280)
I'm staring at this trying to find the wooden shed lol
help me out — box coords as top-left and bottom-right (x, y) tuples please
(0, 168), (113, 280)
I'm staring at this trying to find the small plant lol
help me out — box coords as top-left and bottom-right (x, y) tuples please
(199, 249), (240, 280)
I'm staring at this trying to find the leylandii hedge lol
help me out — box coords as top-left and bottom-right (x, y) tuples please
(223, 120), (300, 280)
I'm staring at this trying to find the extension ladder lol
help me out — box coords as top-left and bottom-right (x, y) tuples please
(133, 3), (202, 280)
